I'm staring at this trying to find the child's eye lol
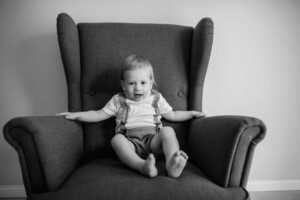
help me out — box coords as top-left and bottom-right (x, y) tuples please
(141, 81), (147, 85)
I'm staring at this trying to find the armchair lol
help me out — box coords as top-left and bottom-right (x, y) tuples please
(3, 13), (266, 200)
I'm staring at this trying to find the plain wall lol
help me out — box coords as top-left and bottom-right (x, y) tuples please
(1, 0), (300, 188)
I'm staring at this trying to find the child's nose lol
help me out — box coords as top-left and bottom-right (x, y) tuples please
(135, 83), (142, 91)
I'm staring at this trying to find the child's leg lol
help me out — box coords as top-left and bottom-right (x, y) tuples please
(150, 127), (188, 178)
(111, 134), (158, 177)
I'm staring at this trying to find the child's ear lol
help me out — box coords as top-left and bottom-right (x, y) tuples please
(150, 80), (154, 88)
(121, 80), (125, 91)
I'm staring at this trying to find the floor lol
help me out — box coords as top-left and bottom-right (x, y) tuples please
(1, 191), (300, 200)
(250, 191), (300, 200)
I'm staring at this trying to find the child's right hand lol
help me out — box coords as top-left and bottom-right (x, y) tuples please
(56, 112), (78, 120)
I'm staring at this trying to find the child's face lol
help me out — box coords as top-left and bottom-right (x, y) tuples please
(121, 69), (153, 102)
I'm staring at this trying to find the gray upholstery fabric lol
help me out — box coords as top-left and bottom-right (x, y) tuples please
(189, 18), (213, 111)
(189, 116), (266, 187)
(4, 116), (84, 191)
(77, 22), (193, 155)
(57, 13), (82, 112)
(2, 13), (266, 200)
(27, 158), (249, 200)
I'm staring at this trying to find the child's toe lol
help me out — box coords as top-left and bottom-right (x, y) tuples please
(180, 151), (188, 159)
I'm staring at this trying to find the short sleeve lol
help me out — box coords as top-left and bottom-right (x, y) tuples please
(158, 93), (173, 114)
(102, 94), (120, 116)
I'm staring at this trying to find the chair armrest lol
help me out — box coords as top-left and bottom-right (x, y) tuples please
(188, 115), (266, 188)
(3, 116), (83, 194)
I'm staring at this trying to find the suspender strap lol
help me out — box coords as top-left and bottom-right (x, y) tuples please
(119, 93), (130, 123)
(115, 91), (162, 134)
(151, 90), (161, 128)
(115, 93), (129, 134)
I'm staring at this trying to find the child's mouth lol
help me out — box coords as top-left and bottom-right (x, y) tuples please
(134, 94), (143, 99)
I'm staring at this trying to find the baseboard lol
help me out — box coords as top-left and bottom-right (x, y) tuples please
(0, 185), (26, 198)
(1, 181), (300, 197)
(247, 180), (300, 191)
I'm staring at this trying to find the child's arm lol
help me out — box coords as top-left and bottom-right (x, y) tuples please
(57, 109), (111, 123)
(162, 110), (205, 122)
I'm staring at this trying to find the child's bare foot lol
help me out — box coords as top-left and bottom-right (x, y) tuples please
(142, 154), (158, 178)
(166, 150), (188, 178)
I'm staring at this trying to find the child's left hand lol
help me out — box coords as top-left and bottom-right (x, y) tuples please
(193, 111), (206, 118)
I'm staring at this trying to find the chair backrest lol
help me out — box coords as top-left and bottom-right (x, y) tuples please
(57, 13), (213, 156)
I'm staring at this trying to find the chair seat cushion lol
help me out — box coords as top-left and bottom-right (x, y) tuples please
(28, 157), (248, 200)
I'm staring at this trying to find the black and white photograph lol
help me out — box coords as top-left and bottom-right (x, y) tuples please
(0, 0), (299, 199)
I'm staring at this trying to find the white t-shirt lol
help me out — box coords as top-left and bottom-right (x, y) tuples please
(103, 92), (173, 130)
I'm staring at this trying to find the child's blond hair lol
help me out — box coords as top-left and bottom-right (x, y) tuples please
(121, 55), (156, 86)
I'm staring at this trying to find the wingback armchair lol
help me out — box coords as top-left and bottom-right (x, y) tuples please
(3, 13), (266, 200)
